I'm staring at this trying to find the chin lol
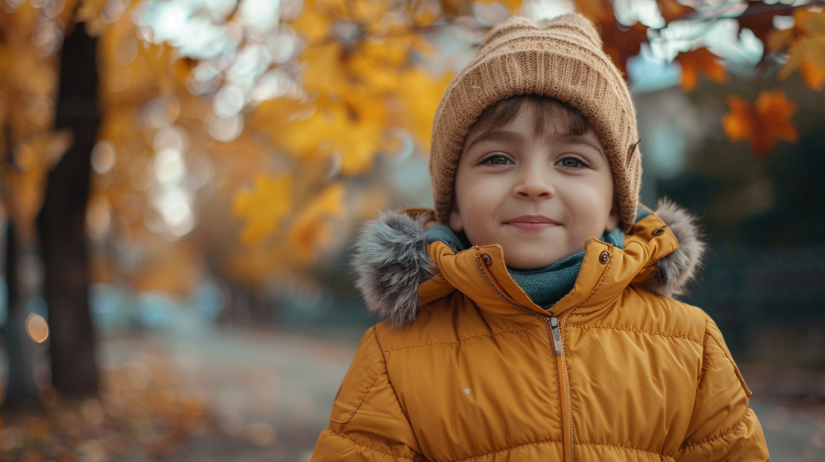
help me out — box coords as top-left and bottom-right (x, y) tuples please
(505, 247), (573, 270)
(506, 256), (556, 270)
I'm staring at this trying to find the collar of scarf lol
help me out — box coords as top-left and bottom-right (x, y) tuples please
(425, 209), (649, 309)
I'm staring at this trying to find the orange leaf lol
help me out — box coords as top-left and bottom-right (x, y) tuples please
(800, 58), (825, 91)
(576, 0), (645, 75)
(722, 90), (798, 158)
(675, 48), (727, 92)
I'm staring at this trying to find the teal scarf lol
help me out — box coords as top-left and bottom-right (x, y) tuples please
(507, 228), (625, 309)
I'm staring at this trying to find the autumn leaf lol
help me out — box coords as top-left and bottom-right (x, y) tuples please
(777, 9), (825, 91)
(301, 42), (351, 96)
(232, 173), (293, 245)
(780, 36), (825, 91)
(273, 99), (384, 173)
(722, 90), (798, 158)
(397, 67), (452, 150)
(576, 0), (645, 75)
(799, 58), (825, 91)
(476, 0), (522, 15)
(351, 0), (390, 24)
(797, 8), (825, 36)
(290, 1), (333, 44)
(408, 0), (442, 25)
(675, 48), (727, 92)
(287, 183), (346, 259)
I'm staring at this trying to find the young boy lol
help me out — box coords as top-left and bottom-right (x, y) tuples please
(311, 13), (769, 462)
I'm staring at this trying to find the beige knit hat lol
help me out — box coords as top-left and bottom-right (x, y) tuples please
(429, 13), (642, 232)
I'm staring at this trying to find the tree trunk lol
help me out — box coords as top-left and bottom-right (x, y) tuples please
(1, 222), (39, 406)
(35, 22), (100, 398)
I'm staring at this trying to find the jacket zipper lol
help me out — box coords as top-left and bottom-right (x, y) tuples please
(549, 316), (563, 354)
(548, 315), (574, 462)
(475, 255), (574, 462)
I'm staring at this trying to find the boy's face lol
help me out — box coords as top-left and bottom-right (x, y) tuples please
(449, 107), (619, 270)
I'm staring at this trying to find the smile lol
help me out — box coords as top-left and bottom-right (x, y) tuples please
(504, 215), (560, 231)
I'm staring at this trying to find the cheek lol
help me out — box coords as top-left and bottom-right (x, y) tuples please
(561, 179), (614, 222)
(454, 172), (503, 240)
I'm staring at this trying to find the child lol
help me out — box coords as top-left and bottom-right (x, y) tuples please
(311, 13), (769, 462)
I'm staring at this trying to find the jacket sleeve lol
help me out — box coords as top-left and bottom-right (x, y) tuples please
(311, 326), (426, 462)
(674, 316), (769, 461)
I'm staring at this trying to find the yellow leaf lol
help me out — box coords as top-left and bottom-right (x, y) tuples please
(778, 10), (825, 91)
(325, 104), (384, 174)
(232, 173), (293, 245)
(351, 0), (389, 23)
(397, 68), (452, 150)
(287, 183), (347, 259)
(476, 0), (522, 14)
(779, 35), (825, 90)
(277, 100), (384, 174)
(408, 0), (442, 26)
(290, 2), (332, 44)
(301, 42), (349, 95)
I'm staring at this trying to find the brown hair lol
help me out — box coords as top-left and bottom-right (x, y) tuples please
(466, 94), (592, 144)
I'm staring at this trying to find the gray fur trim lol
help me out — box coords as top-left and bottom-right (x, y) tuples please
(648, 198), (707, 298)
(352, 212), (435, 328)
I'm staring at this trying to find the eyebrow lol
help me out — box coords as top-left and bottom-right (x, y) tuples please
(555, 134), (606, 157)
(465, 130), (606, 159)
(463, 130), (523, 154)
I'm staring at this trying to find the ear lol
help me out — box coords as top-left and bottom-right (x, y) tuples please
(448, 202), (464, 233)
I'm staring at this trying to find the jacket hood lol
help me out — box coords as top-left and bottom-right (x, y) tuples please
(352, 199), (706, 328)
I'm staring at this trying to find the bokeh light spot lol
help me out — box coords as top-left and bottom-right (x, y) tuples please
(26, 313), (49, 343)
(92, 140), (116, 174)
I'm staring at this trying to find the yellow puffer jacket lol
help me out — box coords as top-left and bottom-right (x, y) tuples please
(312, 202), (769, 462)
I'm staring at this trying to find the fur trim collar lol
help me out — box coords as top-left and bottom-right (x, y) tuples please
(352, 200), (706, 328)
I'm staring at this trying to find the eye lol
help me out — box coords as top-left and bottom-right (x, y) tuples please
(557, 155), (591, 169)
(479, 153), (513, 166)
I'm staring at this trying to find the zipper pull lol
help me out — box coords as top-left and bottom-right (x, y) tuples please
(550, 316), (563, 355)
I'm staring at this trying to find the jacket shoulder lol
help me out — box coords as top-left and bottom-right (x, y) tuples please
(372, 292), (542, 353)
(583, 288), (708, 348)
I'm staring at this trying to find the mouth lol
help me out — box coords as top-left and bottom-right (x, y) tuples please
(504, 215), (560, 231)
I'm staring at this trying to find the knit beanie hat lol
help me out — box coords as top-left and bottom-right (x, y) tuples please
(429, 12), (642, 232)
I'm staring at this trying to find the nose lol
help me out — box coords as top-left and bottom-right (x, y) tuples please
(513, 164), (554, 200)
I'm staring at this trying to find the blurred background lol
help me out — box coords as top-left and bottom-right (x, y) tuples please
(0, 0), (823, 460)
